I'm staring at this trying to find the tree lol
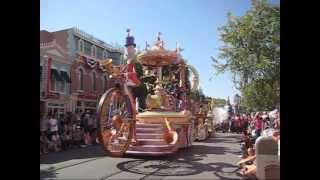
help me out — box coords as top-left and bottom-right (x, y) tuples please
(213, 0), (280, 110)
(211, 98), (226, 107)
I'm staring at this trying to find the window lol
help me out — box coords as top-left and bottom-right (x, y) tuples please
(92, 45), (96, 57)
(60, 81), (65, 93)
(79, 69), (84, 90)
(54, 79), (59, 92)
(92, 72), (96, 91)
(103, 50), (108, 59)
(50, 78), (55, 91)
(84, 41), (92, 55)
(96, 47), (103, 59)
(78, 39), (84, 52)
(50, 68), (63, 92)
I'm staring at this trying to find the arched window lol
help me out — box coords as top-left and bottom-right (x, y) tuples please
(78, 39), (84, 52)
(79, 69), (84, 90)
(92, 72), (96, 91)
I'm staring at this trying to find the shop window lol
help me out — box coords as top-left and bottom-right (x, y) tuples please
(77, 101), (82, 107)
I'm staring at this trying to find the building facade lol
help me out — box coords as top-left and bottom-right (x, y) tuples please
(40, 27), (124, 116)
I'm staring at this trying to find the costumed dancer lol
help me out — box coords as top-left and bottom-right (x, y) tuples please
(121, 28), (141, 144)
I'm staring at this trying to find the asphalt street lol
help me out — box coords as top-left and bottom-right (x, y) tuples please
(40, 132), (245, 180)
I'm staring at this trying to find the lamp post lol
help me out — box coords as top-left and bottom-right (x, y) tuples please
(233, 94), (241, 114)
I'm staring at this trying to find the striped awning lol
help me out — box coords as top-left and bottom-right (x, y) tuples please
(60, 71), (71, 83)
(51, 69), (63, 81)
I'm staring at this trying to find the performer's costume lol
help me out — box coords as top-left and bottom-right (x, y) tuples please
(124, 62), (141, 87)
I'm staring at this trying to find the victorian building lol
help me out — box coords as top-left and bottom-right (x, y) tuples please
(40, 27), (124, 116)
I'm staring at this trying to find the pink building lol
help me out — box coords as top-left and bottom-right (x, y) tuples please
(40, 27), (124, 116)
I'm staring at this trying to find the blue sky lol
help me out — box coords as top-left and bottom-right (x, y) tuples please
(41, 0), (279, 100)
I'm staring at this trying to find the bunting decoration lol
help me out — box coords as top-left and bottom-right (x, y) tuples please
(86, 58), (97, 68)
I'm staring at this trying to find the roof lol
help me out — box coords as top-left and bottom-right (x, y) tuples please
(40, 30), (54, 43)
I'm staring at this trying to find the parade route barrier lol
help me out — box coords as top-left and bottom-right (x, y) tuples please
(255, 136), (280, 179)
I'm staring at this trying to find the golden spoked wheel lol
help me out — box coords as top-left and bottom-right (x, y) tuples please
(97, 86), (134, 157)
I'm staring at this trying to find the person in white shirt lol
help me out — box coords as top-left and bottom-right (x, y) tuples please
(49, 115), (59, 135)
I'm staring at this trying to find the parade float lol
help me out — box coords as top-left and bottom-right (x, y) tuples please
(97, 30), (197, 156)
(192, 98), (215, 141)
(187, 65), (213, 141)
(206, 99), (216, 137)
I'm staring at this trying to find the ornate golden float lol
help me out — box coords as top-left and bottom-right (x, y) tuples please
(97, 30), (195, 156)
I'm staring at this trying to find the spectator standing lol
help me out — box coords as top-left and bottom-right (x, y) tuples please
(242, 114), (249, 133)
(274, 112), (280, 130)
(91, 113), (98, 143)
(254, 112), (263, 138)
(40, 132), (49, 154)
(72, 126), (83, 148)
(49, 114), (59, 138)
(61, 130), (72, 150)
(51, 132), (62, 152)
(58, 114), (65, 135)
(40, 114), (49, 135)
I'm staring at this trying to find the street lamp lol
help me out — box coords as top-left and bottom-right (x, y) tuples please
(233, 94), (241, 114)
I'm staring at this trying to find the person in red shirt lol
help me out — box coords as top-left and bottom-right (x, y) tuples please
(254, 112), (263, 137)
(122, 58), (141, 87)
(236, 114), (242, 133)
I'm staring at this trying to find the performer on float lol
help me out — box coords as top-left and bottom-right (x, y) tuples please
(120, 29), (142, 144)
(122, 29), (141, 87)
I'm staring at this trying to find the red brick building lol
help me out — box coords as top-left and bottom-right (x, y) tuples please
(40, 27), (124, 115)
(70, 56), (111, 113)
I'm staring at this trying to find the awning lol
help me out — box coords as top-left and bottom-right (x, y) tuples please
(60, 71), (71, 83)
(51, 69), (63, 81)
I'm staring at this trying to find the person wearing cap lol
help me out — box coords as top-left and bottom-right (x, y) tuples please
(122, 29), (141, 88)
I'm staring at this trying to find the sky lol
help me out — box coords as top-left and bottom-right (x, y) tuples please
(40, 0), (279, 100)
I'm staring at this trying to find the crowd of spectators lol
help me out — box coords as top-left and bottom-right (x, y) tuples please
(40, 110), (99, 155)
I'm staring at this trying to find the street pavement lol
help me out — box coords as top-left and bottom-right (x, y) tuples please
(40, 132), (245, 180)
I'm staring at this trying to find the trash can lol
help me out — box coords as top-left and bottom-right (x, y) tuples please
(255, 136), (280, 180)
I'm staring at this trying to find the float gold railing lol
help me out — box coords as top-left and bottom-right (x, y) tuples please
(163, 118), (178, 145)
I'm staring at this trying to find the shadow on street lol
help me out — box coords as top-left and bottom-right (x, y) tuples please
(40, 169), (58, 179)
(40, 145), (106, 165)
(118, 133), (244, 179)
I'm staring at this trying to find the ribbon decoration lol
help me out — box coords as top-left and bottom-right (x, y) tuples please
(86, 57), (97, 68)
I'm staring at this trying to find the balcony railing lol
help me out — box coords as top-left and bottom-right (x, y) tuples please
(72, 27), (124, 53)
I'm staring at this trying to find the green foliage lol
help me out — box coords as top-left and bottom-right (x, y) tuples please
(211, 98), (227, 107)
(188, 88), (205, 102)
(241, 79), (279, 111)
(213, 0), (280, 110)
(134, 62), (144, 79)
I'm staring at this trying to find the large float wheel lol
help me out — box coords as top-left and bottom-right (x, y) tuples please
(97, 87), (134, 157)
